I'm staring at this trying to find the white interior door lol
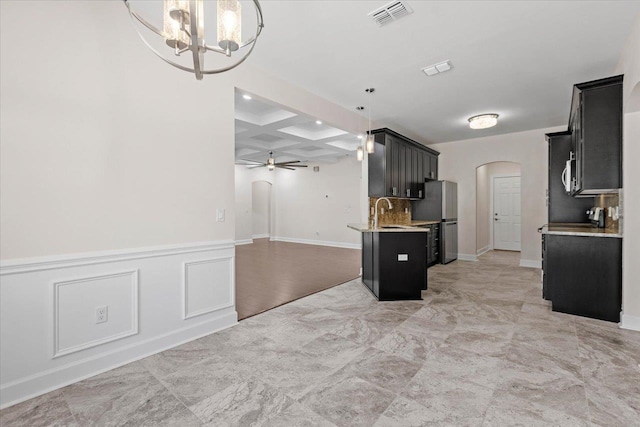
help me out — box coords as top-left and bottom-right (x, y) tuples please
(493, 176), (521, 251)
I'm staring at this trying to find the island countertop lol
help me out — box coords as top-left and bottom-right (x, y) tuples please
(347, 223), (430, 233)
(541, 223), (622, 238)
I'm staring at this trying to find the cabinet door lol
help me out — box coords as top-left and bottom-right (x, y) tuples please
(411, 148), (422, 197)
(368, 135), (387, 198)
(405, 145), (413, 197)
(388, 137), (400, 197)
(430, 155), (438, 180)
(416, 151), (424, 198)
(385, 137), (396, 197)
(423, 152), (432, 181)
(398, 142), (406, 198)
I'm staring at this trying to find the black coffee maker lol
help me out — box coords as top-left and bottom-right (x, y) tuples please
(587, 207), (605, 228)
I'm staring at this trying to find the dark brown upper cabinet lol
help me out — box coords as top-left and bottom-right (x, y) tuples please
(368, 128), (439, 199)
(568, 75), (623, 196)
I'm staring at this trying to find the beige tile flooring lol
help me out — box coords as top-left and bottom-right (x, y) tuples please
(2, 251), (639, 426)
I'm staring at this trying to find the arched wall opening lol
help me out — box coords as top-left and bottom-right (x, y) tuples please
(475, 161), (522, 256)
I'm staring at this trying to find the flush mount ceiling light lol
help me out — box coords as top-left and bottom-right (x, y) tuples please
(316, 120), (322, 125)
(242, 94), (252, 100)
(468, 113), (499, 130)
(123, 0), (264, 80)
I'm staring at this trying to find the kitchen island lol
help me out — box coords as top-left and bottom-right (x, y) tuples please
(348, 224), (429, 301)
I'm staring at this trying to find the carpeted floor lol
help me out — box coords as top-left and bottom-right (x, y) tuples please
(235, 238), (361, 320)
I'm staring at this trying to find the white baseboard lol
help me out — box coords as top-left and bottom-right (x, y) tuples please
(0, 313), (237, 410)
(476, 246), (490, 256)
(0, 240), (237, 409)
(620, 312), (640, 332)
(270, 236), (361, 250)
(251, 234), (270, 239)
(235, 239), (254, 246)
(519, 259), (542, 269)
(457, 253), (478, 262)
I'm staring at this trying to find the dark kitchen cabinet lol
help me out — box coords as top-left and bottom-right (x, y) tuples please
(426, 223), (440, 267)
(360, 231), (427, 300)
(546, 131), (593, 223)
(568, 75), (623, 196)
(362, 232), (374, 292)
(398, 142), (407, 197)
(545, 234), (622, 322)
(368, 128), (439, 199)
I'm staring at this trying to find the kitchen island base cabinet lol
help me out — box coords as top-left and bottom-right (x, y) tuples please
(546, 234), (621, 322)
(362, 232), (426, 301)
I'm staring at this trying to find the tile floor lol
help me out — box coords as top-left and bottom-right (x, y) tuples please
(2, 251), (639, 426)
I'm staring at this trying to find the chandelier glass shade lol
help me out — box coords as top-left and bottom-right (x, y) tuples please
(124, 0), (263, 80)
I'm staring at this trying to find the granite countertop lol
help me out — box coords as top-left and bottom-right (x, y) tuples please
(347, 223), (430, 233)
(541, 223), (622, 238)
(409, 220), (441, 226)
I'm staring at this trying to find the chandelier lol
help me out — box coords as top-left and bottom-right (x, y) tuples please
(123, 0), (264, 80)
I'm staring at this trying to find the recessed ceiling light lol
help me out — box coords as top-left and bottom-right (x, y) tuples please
(468, 114), (499, 130)
(357, 135), (363, 139)
(316, 120), (322, 125)
(243, 94), (252, 100)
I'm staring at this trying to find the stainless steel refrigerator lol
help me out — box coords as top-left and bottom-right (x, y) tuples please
(412, 180), (458, 264)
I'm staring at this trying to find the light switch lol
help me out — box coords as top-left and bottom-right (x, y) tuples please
(397, 254), (409, 262)
(216, 209), (225, 222)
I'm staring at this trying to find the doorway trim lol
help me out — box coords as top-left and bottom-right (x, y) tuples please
(489, 173), (521, 251)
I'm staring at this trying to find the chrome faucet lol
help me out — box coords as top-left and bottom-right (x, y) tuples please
(373, 197), (393, 229)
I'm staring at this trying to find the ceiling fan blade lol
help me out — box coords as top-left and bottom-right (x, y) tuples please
(238, 159), (264, 164)
(247, 164), (266, 169)
(277, 166), (296, 170)
(274, 160), (302, 165)
(285, 164), (308, 167)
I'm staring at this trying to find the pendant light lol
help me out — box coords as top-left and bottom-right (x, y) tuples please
(356, 106), (366, 162)
(123, 0), (264, 80)
(365, 88), (375, 154)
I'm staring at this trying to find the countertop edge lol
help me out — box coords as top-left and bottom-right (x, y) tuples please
(540, 225), (622, 239)
(347, 224), (430, 233)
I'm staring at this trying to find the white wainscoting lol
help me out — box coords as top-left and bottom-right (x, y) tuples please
(0, 240), (237, 409)
(270, 236), (361, 250)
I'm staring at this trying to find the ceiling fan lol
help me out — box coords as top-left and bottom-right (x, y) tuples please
(236, 151), (308, 171)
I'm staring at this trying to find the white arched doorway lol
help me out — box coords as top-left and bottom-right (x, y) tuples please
(476, 161), (522, 256)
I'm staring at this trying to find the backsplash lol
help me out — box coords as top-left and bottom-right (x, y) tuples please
(594, 193), (620, 232)
(368, 198), (411, 226)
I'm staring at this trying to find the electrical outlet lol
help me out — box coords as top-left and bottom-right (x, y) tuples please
(96, 306), (108, 324)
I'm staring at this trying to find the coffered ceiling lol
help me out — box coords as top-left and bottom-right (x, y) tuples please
(235, 92), (362, 164)
(245, 1), (640, 144)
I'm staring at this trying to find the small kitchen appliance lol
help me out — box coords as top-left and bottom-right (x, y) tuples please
(588, 207), (605, 228)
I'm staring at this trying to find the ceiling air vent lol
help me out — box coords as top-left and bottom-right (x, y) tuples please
(369, 1), (413, 26)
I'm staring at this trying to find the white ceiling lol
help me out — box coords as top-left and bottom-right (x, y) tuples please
(235, 92), (361, 164)
(245, 1), (640, 144)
